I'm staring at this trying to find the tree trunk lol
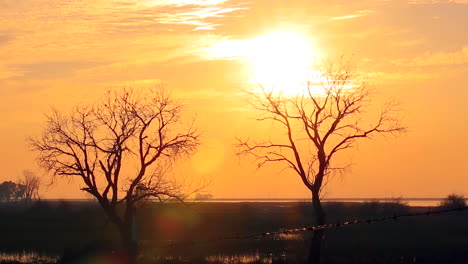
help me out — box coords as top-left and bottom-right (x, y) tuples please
(119, 223), (138, 264)
(102, 203), (138, 264)
(307, 191), (326, 264)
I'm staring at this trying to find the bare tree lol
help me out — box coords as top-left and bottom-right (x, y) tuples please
(236, 59), (405, 264)
(30, 87), (200, 260)
(19, 170), (41, 202)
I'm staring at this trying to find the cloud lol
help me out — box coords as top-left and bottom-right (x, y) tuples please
(408, 0), (468, 4)
(330, 10), (374, 21)
(136, 0), (230, 7)
(0, 33), (15, 46)
(0, 65), (24, 80)
(10, 60), (107, 80)
(0, 0), (247, 39)
(391, 39), (425, 47)
(154, 6), (246, 31)
(364, 71), (439, 82)
(365, 65), (468, 84)
(393, 46), (468, 67)
(100, 0), (247, 33)
(102, 78), (164, 90)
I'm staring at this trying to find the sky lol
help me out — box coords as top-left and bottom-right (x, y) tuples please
(1, 0), (467, 199)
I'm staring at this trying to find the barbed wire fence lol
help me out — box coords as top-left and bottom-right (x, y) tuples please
(160, 205), (468, 249)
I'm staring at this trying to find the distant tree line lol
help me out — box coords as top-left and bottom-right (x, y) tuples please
(0, 170), (40, 202)
(0, 181), (25, 201)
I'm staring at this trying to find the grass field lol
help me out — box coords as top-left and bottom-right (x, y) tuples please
(1, 200), (468, 263)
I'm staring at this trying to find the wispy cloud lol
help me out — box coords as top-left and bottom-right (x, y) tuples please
(393, 46), (468, 67)
(103, 78), (163, 89)
(154, 6), (246, 31)
(408, 0), (468, 4)
(0, 0), (249, 89)
(100, 0), (247, 33)
(330, 10), (374, 21)
(10, 60), (106, 80)
(364, 70), (439, 82)
(0, 65), (24, 80)
(0, 32), (15, 46)
(391, 38), (425, 47)
(0, 0), (247, 37)
(134, 0), (231, 7)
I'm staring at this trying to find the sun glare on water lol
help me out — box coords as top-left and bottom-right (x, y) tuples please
(208, 30), (321, 96)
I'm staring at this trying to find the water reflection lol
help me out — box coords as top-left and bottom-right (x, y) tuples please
(206, 253), (272, 264)
(272, 233), (304, 241)
(0, 251), (58, 263)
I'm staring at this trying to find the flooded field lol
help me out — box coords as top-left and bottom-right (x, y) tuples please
(1, 201), (468, 263)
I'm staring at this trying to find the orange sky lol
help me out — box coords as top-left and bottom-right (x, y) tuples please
(1, 0), (467, 199)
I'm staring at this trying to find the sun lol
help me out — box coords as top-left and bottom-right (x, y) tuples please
(247, 31), (315, 95)
(207, 30), (320, 96)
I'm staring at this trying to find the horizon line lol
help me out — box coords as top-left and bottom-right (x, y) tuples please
(29, 197), (464, 201)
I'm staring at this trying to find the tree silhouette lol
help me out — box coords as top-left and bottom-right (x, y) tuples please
(0, 171), (40, 203)
(439, 194), (466, 209)
(19, 170), (41, 202)
(0, 181), (20, 202)
(237, 59), (405, 264)
(30, 87), (200, 261)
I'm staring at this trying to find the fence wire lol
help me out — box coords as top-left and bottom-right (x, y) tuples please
(161, 205), (468, 249)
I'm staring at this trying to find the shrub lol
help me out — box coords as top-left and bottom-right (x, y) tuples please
(359, 198), (410, 216)
(439, 194), (466, 209)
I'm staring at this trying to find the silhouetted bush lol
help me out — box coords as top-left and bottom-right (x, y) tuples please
(358, 198), (410, 216)
(439, 194), (466, 209)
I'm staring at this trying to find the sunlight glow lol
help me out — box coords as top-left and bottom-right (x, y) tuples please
(191, 139), (225, 175)
(208, 30), (322, 96)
